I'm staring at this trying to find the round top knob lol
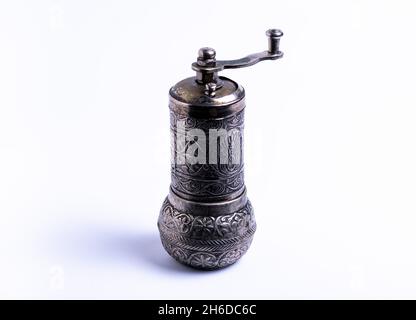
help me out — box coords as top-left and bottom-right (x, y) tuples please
(266, 29), (283, 38)
(198, 47), (216, 60)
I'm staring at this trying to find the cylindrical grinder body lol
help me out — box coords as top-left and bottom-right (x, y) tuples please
(158, 76), (256, 270)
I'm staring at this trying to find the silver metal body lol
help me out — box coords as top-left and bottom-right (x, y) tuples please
(158, 29), (284, 270)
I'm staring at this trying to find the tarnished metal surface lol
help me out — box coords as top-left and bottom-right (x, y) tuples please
(158, 29), (283, 270)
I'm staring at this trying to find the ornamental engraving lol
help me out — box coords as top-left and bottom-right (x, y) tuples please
(158, 197), (256, 270)
(159, 198), (255, 241)
(170, 110), (245, 198)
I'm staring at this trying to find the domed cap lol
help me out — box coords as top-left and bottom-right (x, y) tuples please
(169, 76), (245, 118)
(170, 76), (244, 107)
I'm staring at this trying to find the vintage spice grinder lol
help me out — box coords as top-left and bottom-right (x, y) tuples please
(158, 29), (284, 269)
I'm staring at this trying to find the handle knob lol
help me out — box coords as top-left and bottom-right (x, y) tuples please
(266, 29), (283, 55)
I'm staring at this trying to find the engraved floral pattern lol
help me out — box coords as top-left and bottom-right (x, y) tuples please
(159, 198), (255, 240)
(191, 216), (215, 238)
(188, 253), (218, 269)
(158, 197), (256, 269)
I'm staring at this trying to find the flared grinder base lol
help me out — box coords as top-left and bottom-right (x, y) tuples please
(157, 190), (256, 270)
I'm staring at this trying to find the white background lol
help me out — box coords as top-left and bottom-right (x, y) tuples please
(1, 0), (416, 299)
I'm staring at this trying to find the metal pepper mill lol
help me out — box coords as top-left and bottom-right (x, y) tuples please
(158, 29), (284, 270)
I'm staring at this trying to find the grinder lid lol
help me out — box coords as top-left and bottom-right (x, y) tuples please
(169, 76), (244, 107)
